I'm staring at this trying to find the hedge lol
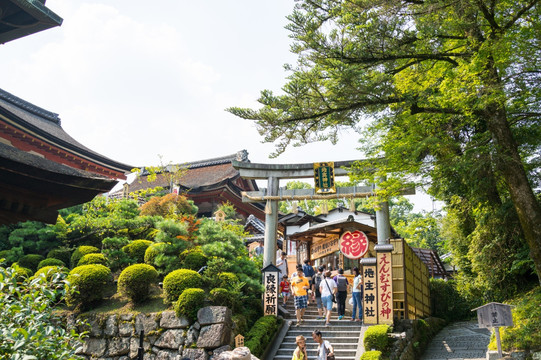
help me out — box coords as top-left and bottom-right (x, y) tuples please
(163, 269), (203, 304)
(70, 246), (100, 268)
(65, 264), (113, 309)
(361, 350), (382, 360)
(118, 264), (158, 303)
(174, 288), (206, 321)
(363, 324), (390, 351)
(245, 315), (280, 358)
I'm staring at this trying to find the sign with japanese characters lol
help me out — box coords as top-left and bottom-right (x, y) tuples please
(475, 302), (514, 328)
(314, 162), (336, 194)
(363, 265), (378, 324)
(377, 252), (393, 324)
(340, 230), (369, 259)
(311, 236), (340, 259)
(262, 264), (280, 316)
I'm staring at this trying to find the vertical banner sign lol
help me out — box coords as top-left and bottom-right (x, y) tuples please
(314, 162), (336, 194)
(262, 265), (280, 316)
(377, 252), (394, 324)
(340, 230), (369, 259)
(363, 265), (378, 324)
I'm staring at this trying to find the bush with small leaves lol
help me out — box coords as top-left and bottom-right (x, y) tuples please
(11, 263), (33, 279)
(34, 265), (68, 281)
(77, 253), (108, 266)
(122, 240), (153, 264)
(38, 258), (65, 269)
(70, 245), (100, 268)
(144, 242), (167, 265)
(65, 264), (113, 309)
(163, 269), (203, 304)
(179, 247), (208, 271)
(363, 324), (390, 351)
(118, 264), (158, 303)
(17, 254), (45, 272)
(360, 350), (382, 360)
(174, 288), (205, 321)
(47, 248), (72, 266)
(245, 316), (280, 357)
(0, 250), (14, 265)
(209, 288), (238, 311)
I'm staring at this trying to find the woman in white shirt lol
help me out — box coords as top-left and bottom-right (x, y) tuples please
(319, 270), (337, 327)
(351, 267), (363, 322)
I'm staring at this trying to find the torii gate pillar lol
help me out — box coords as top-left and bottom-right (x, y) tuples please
(263, 176), (279, 267)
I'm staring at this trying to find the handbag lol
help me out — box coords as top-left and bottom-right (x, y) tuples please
(324, 278), (336, 303)
(324, 342), (335, 360)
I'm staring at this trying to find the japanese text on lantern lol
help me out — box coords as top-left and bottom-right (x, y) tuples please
(340, 230), (369, 259)
(377, 253), (393, 324)
(363, 265), (378, 324)
(263, 272), (278, 316)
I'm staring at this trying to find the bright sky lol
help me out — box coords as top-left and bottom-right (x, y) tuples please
(0, 0), (438, 211)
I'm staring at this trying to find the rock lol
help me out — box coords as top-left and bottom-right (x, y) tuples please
(155, 349), (179, 360)
(198, 307), (232, 326)
(193, 321), (201, 331)
(130, 337), (151, 359)
(87, 317), (103, 337)
(186, 326), (200, 346)
(135, 313), (159, 334)
(155, 329), (183, 349)
(212, 345), (231, 357)
(106, 337), (130, 357)
(81, 338), (107, 357)
(215, 347), (257, 360)
(104, 315), (118, 337)
(119, 320), (134, 337)
(183, 348), (209, 360)
(120, 313), (133, 321)
(160, 311), (190, 329)
(197, 323), (231, 349)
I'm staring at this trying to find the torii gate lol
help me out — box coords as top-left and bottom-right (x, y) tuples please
(232, 159), (415, 267)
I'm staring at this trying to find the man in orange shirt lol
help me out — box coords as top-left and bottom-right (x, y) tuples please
(290, 265), (310, 326)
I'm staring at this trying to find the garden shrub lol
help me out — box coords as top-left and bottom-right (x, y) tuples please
(38, 258), (65, 269)
(179, 247), (207, 271)
(11, 263), (33, 279)
(118, 264), (158, 303)
(245, 315), (280, 358)
(47, 248), (72, 266)
(144, 242), (167, 265)
(65, 264), (113, 309)
(34, 265), (67, 280)
(122, 240), (153, 264)
(218, 272), (239, 289)
(17, 254), (44, 272)
(0, 249), (13, 265)
(361, 351), (382, 360)
(77, 253), (108, 266)
(70, 245), (100, 268)
(174, 288), (205, 321)
(429, 278), (472, 322)
(209, 288), (237, 311)
(364, 324), (390, 351)
(163, 269), (203, 304)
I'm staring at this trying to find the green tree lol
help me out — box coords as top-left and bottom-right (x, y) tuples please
(228, 0), (541, 285)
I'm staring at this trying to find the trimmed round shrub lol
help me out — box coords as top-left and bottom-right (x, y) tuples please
(163, 269), (203, 304)
(38, 258), (65, 269)
(65, 264), (113, 308)
(363, 324), (390, 351)
(118, 264), (158, 303)
(70, 246), (100, 268)
(122, 240), (153, 264)
(11, 263), (33, 279)
(17, 254), (45, 272)
(217, 272), (239, 289)
(34, 265), (67, 281)
(209, 288), (237, 310)
(77, 253), (108, 266)
(47, 248), (72, 265)
(360, 351), (382, 360)
(174, 288), (205, 321)
(144, 242), (167, 265)
(180, 247), (208, 271)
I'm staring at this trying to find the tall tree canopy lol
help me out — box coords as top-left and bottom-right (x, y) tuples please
(228, 0), (541, 286)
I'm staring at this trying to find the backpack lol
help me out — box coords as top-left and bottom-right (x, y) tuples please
(337, 275), (348, 292)
(313, 273), (323, 296)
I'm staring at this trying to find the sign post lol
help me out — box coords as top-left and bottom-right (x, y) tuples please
(472, 302), (514, 358)
(262, 264), (281, 316)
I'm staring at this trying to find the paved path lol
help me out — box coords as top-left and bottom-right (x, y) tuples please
(421, 320), (491, 360)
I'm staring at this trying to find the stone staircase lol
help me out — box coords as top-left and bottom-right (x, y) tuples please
(272, 298), (365, 360)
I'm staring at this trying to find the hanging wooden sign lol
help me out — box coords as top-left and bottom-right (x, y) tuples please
(314, 162), (336, 194)
(262, 264), (280, 316)
(377, 252), (394, 324)
(363, 265), (378, 325)
(340, 230), (369, 259)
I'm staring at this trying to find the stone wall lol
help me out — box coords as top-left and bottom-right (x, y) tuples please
(388, 318), (446, 360)
(71, 306), (238, 360)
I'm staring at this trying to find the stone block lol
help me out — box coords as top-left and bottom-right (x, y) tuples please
(215, 347), (255, 360)
(198, 307), (232, 326)
(119, 320), (134, 336)
(155, 329), (183, 350)
(87, 317), (103, 337)
(135, 313), (159, 334)
(81, 338), (107, 357)
(155, 349), (180, 360)
(104, 315), (118, 337)
(160, 311), (190, 329)
(106, 337), (130, 357)
(183, 348), (209, 360)
(186, 326), (200, 346)
(130, 337), (151, 359)
(197, 323), (231, 349)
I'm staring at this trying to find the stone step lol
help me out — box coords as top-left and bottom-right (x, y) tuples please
(284, 336), (360, 343)
(278, 342), (358, 350)
(276, 348), (357, 356)
(273, 355), (356, 360)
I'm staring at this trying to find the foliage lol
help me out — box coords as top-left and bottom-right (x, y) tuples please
(363, 325), (390, 351)
(179, 247), (208, 272)
(0, 221), (61, 256)
(152, 219), (190, 275)
(121, 239), (153, 264)
(47, 248), (72, 266)
(38, 258), (66, 269)
(0, 250), (13, 265)
(208, 288), (238, 311)
(245, 315), (280, 358)
(65, 264), (113, 309)
(11, 264), (33, 280)
(228, 0), (541, 285)
(70, 246), (100, 269)
(488, 286), (541, 353)
(0, 265), (87, 360)
(140, 193), (198, 218)
(101, 236), (132, 273)
(17, 254), (45, 272)
(77, 253), (108, 267)
(429, 279), (474, 322)
(162, 269), (203, 304)
(144, 242), (167, 266)
(174, 288), (205, 322)
(34, 265), (68, 281)
(117, 264), (159, 303)
(360, 351), (382, 360)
